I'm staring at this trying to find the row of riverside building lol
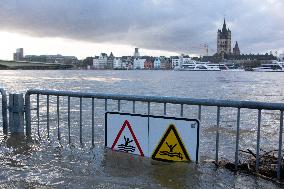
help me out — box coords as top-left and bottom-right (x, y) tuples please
(92, 48), (199, 70)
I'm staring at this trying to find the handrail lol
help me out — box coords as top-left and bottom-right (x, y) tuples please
(26, 89), (284, 111)
(24, 88), (284, 179)
(0, 88), (8, 134)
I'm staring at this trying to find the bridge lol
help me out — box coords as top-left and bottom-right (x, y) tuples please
(0, 60), (74, 69)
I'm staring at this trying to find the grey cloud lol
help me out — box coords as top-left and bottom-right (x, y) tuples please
(0, 0), (283, 54)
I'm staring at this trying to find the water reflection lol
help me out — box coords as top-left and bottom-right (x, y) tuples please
(103, 149), (197, 188)
(151, 161), (201, 189)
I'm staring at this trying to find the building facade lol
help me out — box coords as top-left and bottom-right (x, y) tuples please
(13, 48), (24, 61)
(24, 54), (78, 64)
(182, 55), (191, 64)
(93, 53), (108, 69)
(153, 57), (161, 69)
(92, 56), (99, 68)
(133, 57), (146, 69)
(122, 56), (133, 69)
(106, 52), (114, 69)
(160, 57), (171, 70)
(144, 59), (153, 69)
(113, 57), (122, 69)
(171, 56), (180, 68)
(217, 19), (231, 55)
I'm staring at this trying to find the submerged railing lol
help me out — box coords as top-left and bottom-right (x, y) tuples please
(1, 88), (284, 179)
(0, 88), (8, 135)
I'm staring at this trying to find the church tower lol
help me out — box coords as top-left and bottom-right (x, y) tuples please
(217, 19), (231, 55)
(233, 41), (240, 55)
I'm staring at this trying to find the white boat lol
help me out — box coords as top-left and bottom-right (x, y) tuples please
(207, 63), (229, 70)
(177, 60), (221, 71)
(218, 62), (245, 71)
(252, 60), (284, 72)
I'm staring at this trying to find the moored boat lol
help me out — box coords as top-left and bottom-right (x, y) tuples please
(179, 60), (221, 71)
(252, 60), (284, 72)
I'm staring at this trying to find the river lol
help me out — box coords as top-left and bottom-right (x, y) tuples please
(0, 70), (284, 188)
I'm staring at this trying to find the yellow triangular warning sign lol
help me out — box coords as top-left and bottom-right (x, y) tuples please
(152, 124), (190, 162)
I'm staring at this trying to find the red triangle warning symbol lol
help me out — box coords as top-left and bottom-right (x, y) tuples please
(111, 120), (144, 156)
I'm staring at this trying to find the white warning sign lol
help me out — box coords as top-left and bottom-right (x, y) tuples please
(149, 117), (199, 162)
(111, 120), (144, 156)
(151, 124), (191, 162)
(105, 113), (148, 157)
(105, 112), (199, 162)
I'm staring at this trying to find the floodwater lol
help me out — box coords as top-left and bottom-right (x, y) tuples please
(0, 70), (284, 189)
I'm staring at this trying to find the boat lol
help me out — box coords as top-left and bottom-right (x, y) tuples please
(221, 62), (245, 71)
(215, 62), (244, 71)
(252, 60), (284, 72)
(207, 63), (229, 70)
(176, 60), (221, 71)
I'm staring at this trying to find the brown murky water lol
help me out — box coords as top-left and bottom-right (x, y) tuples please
(0, 70), (284, 188)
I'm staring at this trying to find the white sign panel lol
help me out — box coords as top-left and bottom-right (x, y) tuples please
(105, 112), (199, 162)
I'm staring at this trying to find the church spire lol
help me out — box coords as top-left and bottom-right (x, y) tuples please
(222, 18), (227, 32)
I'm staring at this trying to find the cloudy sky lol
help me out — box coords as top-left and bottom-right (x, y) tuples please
(0, 0), (283, 60)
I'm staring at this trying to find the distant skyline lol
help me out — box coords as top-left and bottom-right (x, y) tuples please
(0, 0), (284, 60)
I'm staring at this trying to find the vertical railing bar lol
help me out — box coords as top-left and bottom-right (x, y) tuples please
(36, 94), (40, 139)
(256, 109), (262, 171)
(132, 101), (135, 113)
(180, 104), (183, 117)
(148, 102), (150, 115)
(105, 99), (107, 111)
(277, 111), (283, 180)
(68, 96), (71, 144)
(46, 95), (50, 139)
(25, 93), (32, 137)
(118, 100), (121, 112)
(80, 97), (83, 144)
(57, 95), (60, 140)
(198, 105), (202, 121)
(164, 103), (167, 115)
(0, 89), (8, 135)
(235, 108), (241, 170)
(92, 98), (95, 147)
(215, 106), (220, 163)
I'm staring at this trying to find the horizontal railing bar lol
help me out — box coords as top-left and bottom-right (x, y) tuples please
(26, 89), (284, 111)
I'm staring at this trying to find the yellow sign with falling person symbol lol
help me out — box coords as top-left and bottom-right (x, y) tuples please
(151, 124), (191, 162)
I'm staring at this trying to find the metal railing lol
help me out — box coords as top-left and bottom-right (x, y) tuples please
(24, 89), (284, 179)
(0, 88), (8, 135)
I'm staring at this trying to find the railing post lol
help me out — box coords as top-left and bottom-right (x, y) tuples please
(25, 92), (32, 137)
(277, 111), (283, 179)
(9, 94), (25, 134)
(0, 89), (8, 135)
(215, 106), (220, 164)
(235, 108), (241, 170)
